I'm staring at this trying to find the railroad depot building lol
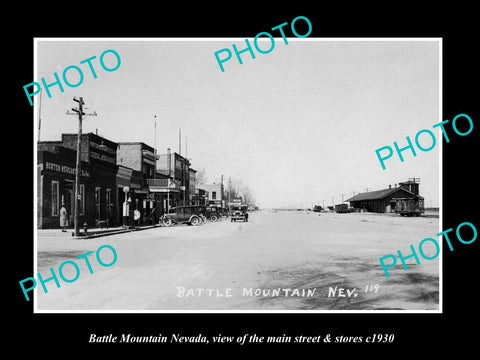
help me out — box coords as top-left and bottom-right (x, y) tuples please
(346, 180), (423, 213)
(37, 133), (118, 229)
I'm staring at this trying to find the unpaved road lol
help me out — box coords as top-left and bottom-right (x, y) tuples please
(35, 211), (439, 311)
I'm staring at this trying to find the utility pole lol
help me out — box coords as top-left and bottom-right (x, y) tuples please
(66, 97), (97, 237)
(154, 116), (157, 180)
(220, 174), (224, 206)
(228, 176), (231, 203)
(179, 127), (181, 155)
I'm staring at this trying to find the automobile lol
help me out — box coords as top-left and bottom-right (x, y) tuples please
(191, 205), (208, 223)
(220, 207), (229, 220)
(205, 206), (222, 221)
(230, 205), (248, 222)
(160, 205), (206, 227)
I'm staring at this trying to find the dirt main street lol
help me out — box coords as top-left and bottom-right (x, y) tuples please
(35, 210), (440, 311)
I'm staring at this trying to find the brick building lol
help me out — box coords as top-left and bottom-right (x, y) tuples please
(37, 133), (118, 229)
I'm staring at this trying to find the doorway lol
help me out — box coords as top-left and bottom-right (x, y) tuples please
(63, 180), (74, 227)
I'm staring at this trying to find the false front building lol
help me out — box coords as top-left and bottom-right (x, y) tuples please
(37, 133), (118, 229)
(116, 142), (163, 224)
(151, 149), (191, 212)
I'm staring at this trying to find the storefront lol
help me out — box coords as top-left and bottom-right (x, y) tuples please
(37, 133), (118, 229)
(37, 147), (91, 229)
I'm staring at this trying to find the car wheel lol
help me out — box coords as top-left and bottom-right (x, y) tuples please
(163, 217), (173, 227)
(190, 216), (200, 226)
(211, 215), (217, 222)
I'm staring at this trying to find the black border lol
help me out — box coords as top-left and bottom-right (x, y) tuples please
(11, 5), (478, 353)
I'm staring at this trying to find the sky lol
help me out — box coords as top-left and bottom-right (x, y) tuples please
(35, 38), (440, 209)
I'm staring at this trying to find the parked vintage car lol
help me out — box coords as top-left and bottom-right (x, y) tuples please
(230, 205), (248, 222)
(221, 207), (229, 219)
(205, 206), (222, 221)
(191, 205), (207, 223)
(161, 206), (206, 226)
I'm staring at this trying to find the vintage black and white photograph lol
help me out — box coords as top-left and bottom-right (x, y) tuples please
(32, 38), (441, 312)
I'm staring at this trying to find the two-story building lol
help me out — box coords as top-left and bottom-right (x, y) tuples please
(155, 148), (191, 210)
(197, 183), (225, 208)
(37, 133), (118, 228)
(116, 142), (161, 223)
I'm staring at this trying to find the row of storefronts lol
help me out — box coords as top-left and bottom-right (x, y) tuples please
(37, 132), (203, 229)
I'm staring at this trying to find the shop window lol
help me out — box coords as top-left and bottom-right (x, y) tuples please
(106, 188), (112, 206)
(79, 184), (85, 215)
(106, 188), (112, 216)
(51, 181), (59, 216)
(175, 158), (182, 170)
(212, 191), (217, 200)
(95, 187), (101, 220)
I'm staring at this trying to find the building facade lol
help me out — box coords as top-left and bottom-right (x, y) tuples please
(346, 181), (423, 213)
(191, 188), (208, 206)
(38, 133), (118, 229)
(116, 142), (160, 224)
(38, 135), (204, 227)
(156, 149), (191, 208)
(188, 168), (197, 205)
(198, 183), (225, 208)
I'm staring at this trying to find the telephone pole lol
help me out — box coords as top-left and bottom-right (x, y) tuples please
(154, 116), (157, 180)
(220, 174), (224, 206)
(179, 127), (181, 155)
(66, 97), (97, 237)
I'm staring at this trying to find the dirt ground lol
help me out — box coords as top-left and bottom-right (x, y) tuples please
(35, 210), (440, 312)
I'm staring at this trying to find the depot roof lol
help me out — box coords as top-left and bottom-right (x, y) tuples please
(345, 187), (422, 202)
